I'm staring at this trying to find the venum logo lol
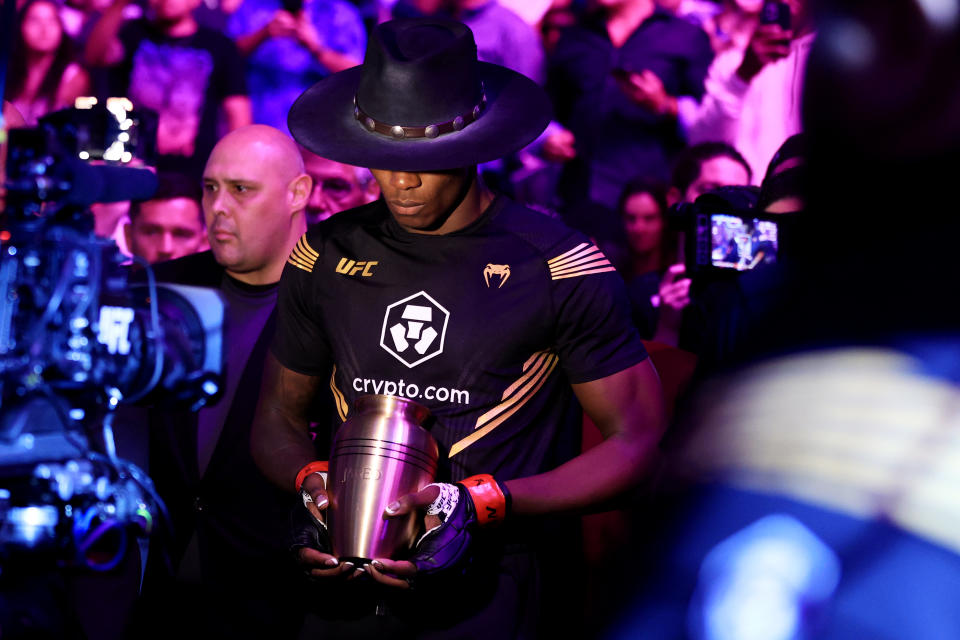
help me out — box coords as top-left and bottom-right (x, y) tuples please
(483, 263), (510, 288)
(380, 291), (450, 368)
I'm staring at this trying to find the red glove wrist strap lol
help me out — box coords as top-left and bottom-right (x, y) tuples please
(461, 474), (510, 526)
(295, 461), (329, 492)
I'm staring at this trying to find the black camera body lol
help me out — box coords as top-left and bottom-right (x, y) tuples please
(671, 186), (784, 279)
(0, 107), (223, 571)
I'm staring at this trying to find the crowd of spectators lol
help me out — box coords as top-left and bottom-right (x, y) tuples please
(7, 0), (960, 638)
(3, 0), (808, 362)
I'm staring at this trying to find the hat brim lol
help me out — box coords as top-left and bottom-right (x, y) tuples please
(288, 62), (552, 171)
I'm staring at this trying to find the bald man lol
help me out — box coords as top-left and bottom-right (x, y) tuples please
(134, 125), (310, 638)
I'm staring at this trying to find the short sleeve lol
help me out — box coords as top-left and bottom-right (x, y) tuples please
(548, 240), (649, 383)
(271, 236), (333, 376)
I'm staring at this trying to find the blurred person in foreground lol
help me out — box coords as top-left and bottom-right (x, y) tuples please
(133, 124), (309, 639)
(300, 147), (379, 225)
(603, 2), (960, 638)
(125, 171), (207, 263)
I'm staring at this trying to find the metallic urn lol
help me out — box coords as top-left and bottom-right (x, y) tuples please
(327, 394), (437, 564)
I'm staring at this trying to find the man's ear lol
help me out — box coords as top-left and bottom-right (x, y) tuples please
(289, 173), (312, 212)
(123, 221), (134, 255)
(364, 177), (381, 203)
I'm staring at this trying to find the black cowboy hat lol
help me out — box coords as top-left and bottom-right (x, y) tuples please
(288, 18), (552, 171)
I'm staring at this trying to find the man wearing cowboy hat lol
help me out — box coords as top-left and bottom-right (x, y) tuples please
(251, 17), (664, 637)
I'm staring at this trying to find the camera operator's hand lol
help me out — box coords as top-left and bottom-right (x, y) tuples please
(293, 474), (357, 579)
(737, 23), (793, 82)
(658, 263), (692, 311)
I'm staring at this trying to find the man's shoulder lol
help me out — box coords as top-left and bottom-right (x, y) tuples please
(148, 250), (223, 286)
(492, 198), (592, 260)
(303, 200), (387, 245)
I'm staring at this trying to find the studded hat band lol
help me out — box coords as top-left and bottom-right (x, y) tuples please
(353, 84), (487, 140)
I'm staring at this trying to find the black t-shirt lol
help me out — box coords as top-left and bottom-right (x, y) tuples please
(273, 195), (648, 482)
(548, 10), (713, 208)
(196, 275), (277, 476)
(115, 20), (247, 178)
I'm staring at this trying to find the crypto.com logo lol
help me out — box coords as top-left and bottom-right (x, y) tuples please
(380, 291), (450, 368)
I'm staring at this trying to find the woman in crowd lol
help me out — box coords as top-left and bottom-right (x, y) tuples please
(618, 177), (690, 343)
(6, 0), (90, 126)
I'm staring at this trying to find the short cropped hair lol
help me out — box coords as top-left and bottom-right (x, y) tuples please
(129, 172), (203, 222)
(671, 142), (752, 194)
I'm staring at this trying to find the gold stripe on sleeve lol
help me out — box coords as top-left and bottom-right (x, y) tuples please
(297, 235), (320, 259)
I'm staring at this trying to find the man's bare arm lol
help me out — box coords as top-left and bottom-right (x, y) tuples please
(222, 96), (253, 131)
(250, 352), (323, 492)
(254, 353), (359, 577)
(506, 358), (665, 516)
(85, 0), (131, 67)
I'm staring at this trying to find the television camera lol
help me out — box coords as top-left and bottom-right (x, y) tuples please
(670, 185), (792, 280)
(0, 104), (224, 574)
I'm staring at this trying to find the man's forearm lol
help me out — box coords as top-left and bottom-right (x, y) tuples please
(85, 0), (129, 66)
(250, 354), (325, 492)
(505, 422), (660, 517)
(251, 406), (319, 492)
(223, 95), (253, 131)
(505, 359), (664, 517)
(310, 45), (361, 73)
(236, 26), (268, 57)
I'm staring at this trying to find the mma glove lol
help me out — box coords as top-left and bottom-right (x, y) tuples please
(290, 490), (332, 557)
(411, 474), (511, 579)
(290, 461), (331, 557)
